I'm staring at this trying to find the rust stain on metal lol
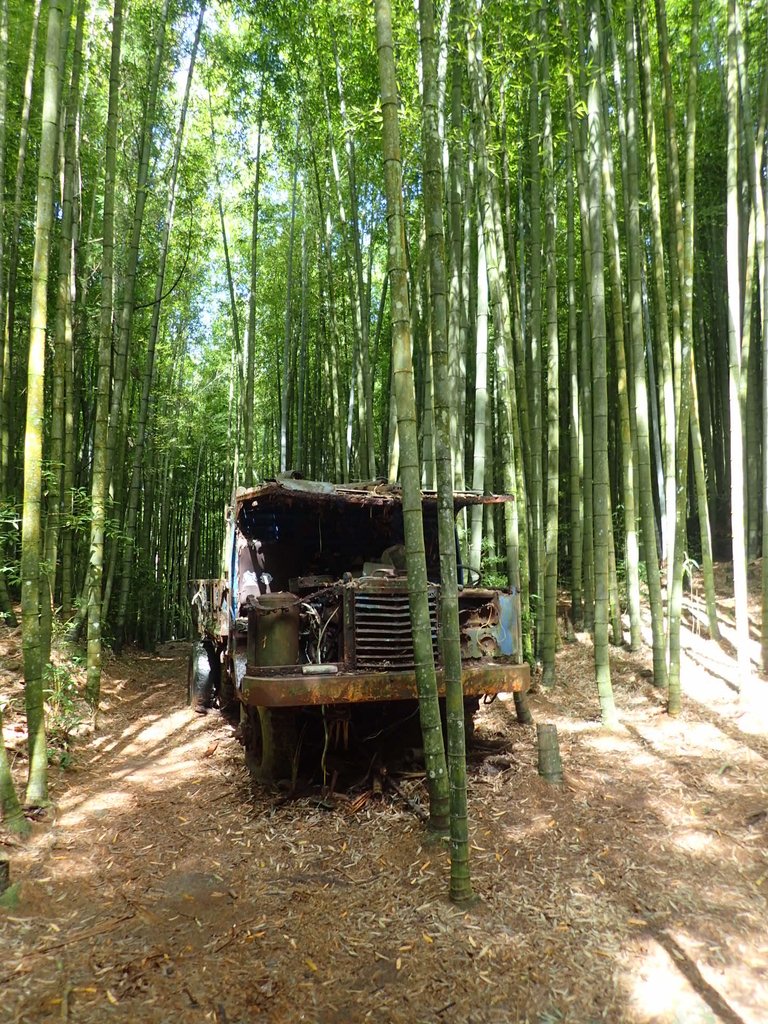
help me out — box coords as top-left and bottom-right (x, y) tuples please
(235, 477), (513, 514)
(241, 661), (530, 708)
(190, 475), (529, 751)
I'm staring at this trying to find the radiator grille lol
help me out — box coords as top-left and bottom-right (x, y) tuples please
(353, 583), (439, 670)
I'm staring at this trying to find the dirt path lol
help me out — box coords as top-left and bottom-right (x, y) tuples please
(2, 626), (768, 1023)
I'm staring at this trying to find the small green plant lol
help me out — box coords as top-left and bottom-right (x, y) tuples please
(481, 570), (508, 589)
(682, 551), (700, 591)
(43, 662), (85, 762)
(537, 1009), (565, 1024)
(681, 552), (702, 633)
(478, 538), (509, 590)
(47, 747), (75, 769)
(636, 558), (648, 585)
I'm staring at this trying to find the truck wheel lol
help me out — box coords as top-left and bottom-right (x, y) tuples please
(188, 641), (217, 712)
(440, 697), (479, 750)
(217, 650), (241, 713)
(463, 697), (480, 749)
(241, 705), (298, 784)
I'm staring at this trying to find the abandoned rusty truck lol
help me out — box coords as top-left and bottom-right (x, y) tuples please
(188, 477), (529, 783)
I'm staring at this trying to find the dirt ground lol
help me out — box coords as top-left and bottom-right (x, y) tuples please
(1, 572), (767, 1024)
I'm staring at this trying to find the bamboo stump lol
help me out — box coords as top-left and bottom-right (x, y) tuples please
(537, 723), (563, 785)
(0, 853), (9, 896)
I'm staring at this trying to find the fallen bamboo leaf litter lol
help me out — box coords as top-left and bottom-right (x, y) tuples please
(1, 615), (767, 1023)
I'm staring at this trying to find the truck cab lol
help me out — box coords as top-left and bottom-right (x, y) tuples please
(189, 475), (529, 783)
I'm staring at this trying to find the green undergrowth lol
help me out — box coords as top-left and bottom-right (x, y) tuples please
(43, 624), (92, 768)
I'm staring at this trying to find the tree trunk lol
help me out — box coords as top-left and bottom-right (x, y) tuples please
(1, 0), (42, 494)
(0, 0), (7, 485)
(469, 6), (533, 724)
(667, 0), (699, 715)
(689, 353), (721, 643)
(244, 82), (264, 487)
(105, 0), (171, 497)
(296, 217), (310, 475)
(540, 4), (559, 688)
(580, 293), (595, 633)
(526, 20), (544, 636)
(61, 106), (85, 619)
(420, 288), (436, 490)
(447, 4), (466, 492)
(565, 126), (582, 632)
(315, 37), (367, 479)
(468, 9), (527, 642)
(625, 0), (667, 687)
(332, 28), (375, 478)
(42, 0), (86, 662)
(585, 0), (617, 727)
(114, 3), (204, 649)
(734, 6), (763, 561)
(308, 133), (347, 482)
(560, 0), (595, 632)
(638, 0), (676, 567)
(375, 0), (449, 831)
(420, 0), (472, 901)
(213, 149), (244, 473)
(598, 41), (641, 650)
(469, 205), (488, 578)
(0, 707), (29, 836)
(655, 0), (684, 430)
(0, 0), (16, 627)
(85, 0), (122, 711)
(725, 0), (752, 693)
(762, 62), (768, 669)
(21, 0), (65, 805)
(280, 138), (300, 474)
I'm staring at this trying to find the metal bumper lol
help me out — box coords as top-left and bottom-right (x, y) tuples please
(240, 661), (530, 708)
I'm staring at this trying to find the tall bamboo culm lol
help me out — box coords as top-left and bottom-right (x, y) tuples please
(21, 0), (66, 806)
(374, 0), (449, 832)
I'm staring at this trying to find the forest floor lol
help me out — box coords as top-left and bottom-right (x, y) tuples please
(1, 567), (768, 1024)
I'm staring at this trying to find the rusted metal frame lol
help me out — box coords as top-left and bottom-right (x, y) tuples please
(233, 480), (515, 515)
(342, 585), (355, 669)
(189, 577), (229, 639)
(241, 661), (530, 708)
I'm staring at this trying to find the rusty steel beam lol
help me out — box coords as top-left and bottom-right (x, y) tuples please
(241, 661), (530, 708)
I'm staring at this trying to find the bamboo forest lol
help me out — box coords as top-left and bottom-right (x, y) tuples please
(1, 0), (767, 1021)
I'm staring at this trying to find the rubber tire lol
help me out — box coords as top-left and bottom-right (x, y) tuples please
(463, 697), (480, 749)
(217, 650), (241, 713)
(241, 705), (298, 784)
(187, 641), (217, 710)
